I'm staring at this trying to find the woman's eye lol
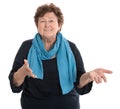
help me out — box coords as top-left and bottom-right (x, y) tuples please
(40, 20), (45, 23)
(49, 20), (54, 22)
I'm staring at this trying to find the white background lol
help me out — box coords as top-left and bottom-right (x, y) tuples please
(0, 0), (120, 109)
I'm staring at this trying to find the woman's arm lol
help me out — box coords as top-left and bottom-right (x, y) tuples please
(68, 41), (93, 94)
(8, 39), (33, 93)
(78, 68), (112, 88)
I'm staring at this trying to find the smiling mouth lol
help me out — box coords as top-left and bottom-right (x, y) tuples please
(44, 29), (53, 32)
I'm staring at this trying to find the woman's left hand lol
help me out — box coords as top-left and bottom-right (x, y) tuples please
(89, 68), (112, 83)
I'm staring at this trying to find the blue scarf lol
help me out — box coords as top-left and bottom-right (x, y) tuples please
(27, 32), (76, 94)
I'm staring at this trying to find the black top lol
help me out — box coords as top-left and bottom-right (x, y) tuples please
(9, 39), (93, 109)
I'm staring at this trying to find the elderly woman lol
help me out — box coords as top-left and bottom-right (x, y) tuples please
(9, 3), (112, 109)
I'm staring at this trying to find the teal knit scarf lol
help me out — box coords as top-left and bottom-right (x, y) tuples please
(27, 32), (76, 94)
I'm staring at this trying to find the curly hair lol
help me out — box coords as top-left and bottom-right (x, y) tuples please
(34, 3), (64, 30)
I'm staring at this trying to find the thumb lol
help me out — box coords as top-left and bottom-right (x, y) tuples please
(23, 59), (32, 72)
(23, 59), (36, 78)
(24, 59), (29, 68)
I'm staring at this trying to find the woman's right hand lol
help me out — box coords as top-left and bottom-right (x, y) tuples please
(13, 59), (35, 86)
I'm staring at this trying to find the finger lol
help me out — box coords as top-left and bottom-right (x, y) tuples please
(94, 76), (99, 83)
(98, 77), (102, 83)
(28, 72), (36, 78)
(97, 68), (112, 74)
(103, 69), (112, 74)
(101, 75), (107, 82)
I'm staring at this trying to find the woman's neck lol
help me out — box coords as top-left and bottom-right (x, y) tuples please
(43, 38), (55, 51)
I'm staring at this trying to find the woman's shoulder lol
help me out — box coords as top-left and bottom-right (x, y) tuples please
(67, 40), (77, 50)
(20, 39), (33, 49)
(67, 40), (81, 58)
(17, 39), (33, 55)
(22, 39), (33, 45)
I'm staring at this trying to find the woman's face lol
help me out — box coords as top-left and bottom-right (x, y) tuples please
(37, 12), (61, 41)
